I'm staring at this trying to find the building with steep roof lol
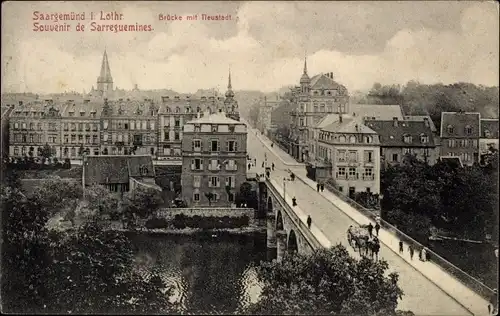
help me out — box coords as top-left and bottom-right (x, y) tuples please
(83, 155), (161, 194)
(1, 104), (14, 160)
(181, 112), (247, 207)
(479, 118), (499, 161)
(92, 50), (114, 98)
(289, 57), (350, 162)
(99, 97), (159, 157)
(440, 111), (481, 166)
(224, 69), (240, 121)
(8, 99), (64, 158)
(316, 114), (381, 195)
(365, 117), (439, 168)
(157, 95), (225, 161)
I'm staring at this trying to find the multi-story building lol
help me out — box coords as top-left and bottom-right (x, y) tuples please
(440, 111), (481, 166)
(479, 118), (499, 162)
(181, 111), (247, 207)
(316, 114), (381, 196)
(224, 70), (240, 121)
(365, 116), (439, 168)
(1, 104), (15, 159)
(60, 99), (102, 159)
(289, 58), (350, 162)
(157, 95), (224, 161)
(9, 100), (63, 158)
(100, 98), (159, 157)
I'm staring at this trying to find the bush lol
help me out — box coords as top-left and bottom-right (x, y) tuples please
(145, 217), (170, 229)
(172, 214), (249, 229)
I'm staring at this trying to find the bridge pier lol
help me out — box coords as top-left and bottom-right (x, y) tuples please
(266, 212), (277, 260)
(276, 230), (287, 263)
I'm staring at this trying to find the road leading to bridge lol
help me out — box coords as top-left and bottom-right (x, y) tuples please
(246, 129), (472, 316)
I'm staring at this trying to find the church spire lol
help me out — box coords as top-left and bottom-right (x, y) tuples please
(225, 67), (234, 98)
(227, 67), (232, 90)
(99, 49), (113, 83)
(303, 55), (308, 75)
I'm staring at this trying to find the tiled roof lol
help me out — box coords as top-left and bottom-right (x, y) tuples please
(84, 155), (155, 185)
(365, 120), (436, 147)
(105, 99), (158, 117)
(309, 74), (348, 93)
(186, 112), (242, 125)
(404, 115), (437, 132)
(157, 96), (224, 115)
(10, 100), (65, 118)
(350, 104), (403, 120)
(315, 113), (338, 129)
(480, 119), (499, 139)
(61, 99), (104, 117)
(322, 115), (377, 134)
(440, 112), (480, 138)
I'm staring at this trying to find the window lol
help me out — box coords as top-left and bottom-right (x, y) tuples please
(71, 148), (76, 157)
(472, 140), (478, 147)
(337, 167), (346, 179)
(447, 125), (454, 134)
(464, 152), (471, 161)
(403, 148), (412, 154)
(348, 151), (357, 162)
(227, 140), (238, 152)
(423, 148), (429, 157)
(209, 176), (220, 188)
(420, 134), (429, 143)
(403, 135), (412, 144)
(85, 123), (90, 131)
(193, 176), (201, 188)
(209, 159), (220, 170)
(299, 118), (304, 126)
(103, 134), (108, 142)
(193, 193), (200, 201)
(103, 121), (108, 130)
(465, 125), (472, 135)
(448, 139), (456, 148)
(14, 122), (19, 129)
(364, 168), (373, 176)
(211, 140), (220, 152)
(93, 135), (98, 144)
(337, 150), (346, 162)
(392, 153), (398, 162)
(225, 176), (235, 188)
(175, 119), (180, 127)
(130, 121), (135, 130)
(338, 186), (343, 192)
(85, 135), (90, 144)
(348, 167), (357, 179)
(194, 125), (201, 133)
(78, 135), (83, 143)
(212, 193), (219, 201)
(364, 150), (373, 163)
(13, 147), (19, 155)
(150, 121), (155, 130)
(64, 135), (69, 143)
(211, 125), (218, 132)
(349, 135), (357, 143)
(191, 158), (203, 170)
(192, 139), (202, 151)
(174, 132), (180, 140)
(226, 160), (237, 171)
(365, 136), (372, 143)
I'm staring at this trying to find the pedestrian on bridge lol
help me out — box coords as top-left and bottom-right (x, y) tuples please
(375, 222), (380, 236)
(367, 222), (374, 237)
(254, 158), (256, 165)
(272, 163), (275, 171)
(409, 244), (415, 260)
(292, 197), (297, 207)
(262, 162), (265, 168)
(316, 183), (320, 192)
(399, 240), (404, 254)
(320, 183), (325, 192)
(307, 215), (312, 229)
(248, 163), (251, 170)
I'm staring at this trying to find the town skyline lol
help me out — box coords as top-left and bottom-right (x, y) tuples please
(2, 1), (499, 94)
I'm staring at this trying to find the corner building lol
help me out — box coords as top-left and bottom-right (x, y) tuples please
(181, 112), (247, 207)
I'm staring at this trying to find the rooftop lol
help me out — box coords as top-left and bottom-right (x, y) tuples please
(83, 155), (155, 185)
(366, 119), (436, 147)
(440, 112), (481, 138)
(186, 111), (243, 125)
(309, 74), (348, 94)
(350, 103), (404, 120)
(480, 118), (499, 139)
(322, 115), (377, 134)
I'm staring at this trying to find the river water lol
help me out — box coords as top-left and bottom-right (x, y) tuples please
(129, 231), (269, 314)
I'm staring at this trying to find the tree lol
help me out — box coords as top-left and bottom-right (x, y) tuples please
(245, 245), (405, 315)
(205, 192), (214, 206)
(84, 185), (121, 220)
(225, 185), (233, 204)
(40, 143), (52, 160)
(123, 186), (164, 218)
(31, 177), (83, 218)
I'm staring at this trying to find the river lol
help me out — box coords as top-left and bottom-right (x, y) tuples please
(128, 231), (269, 314)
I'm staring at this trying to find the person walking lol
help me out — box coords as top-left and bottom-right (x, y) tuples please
(375, 222), (380, 236)
(254, 158), (256, 165)
(399, 240), (404, 254)
(266, 170), (270, 178)
(248, 163), (251, 170)
(320, 183), (324, 192)
(419, 248), (423, 261)
(367, 222), (374, 237)
(409, 245), (414, 260)
(292, 197), (297, 206)
(421, 247), (427, 262)
(272, 163), (275, 171)
(316, 183), (320, 192)
(307, 215), (312, 229)
(262, 162), (265, 168)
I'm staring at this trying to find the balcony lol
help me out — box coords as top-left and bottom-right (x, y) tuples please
(347, 174), (359, 180)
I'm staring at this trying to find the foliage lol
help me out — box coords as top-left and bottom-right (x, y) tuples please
(40, 143), (52, 159)
(381, 153), (498, 240)
(246, 245), (404, 315)
(123, 186), (164, 218)
(145, 217), (170, 229)
(172, 214), (249, 229)
(31, 177), (83, 218)
(205, 192), (214, 206)
(248, 102), (260, 127)
(352, 192), (380, 210)
(85, 185), (122, 219)
(235, 182), (258, 209)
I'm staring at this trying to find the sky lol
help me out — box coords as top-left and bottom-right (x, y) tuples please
(1, 1), (499, 94)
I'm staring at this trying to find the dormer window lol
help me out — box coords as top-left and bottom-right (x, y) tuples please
(447, 125), (454, 134)
(80, 111), (85, 117)
(229, 125), (235, 133)
(349, 135), (356, 143)
(175, 107), (180, 113)
(68, 111), (74, 117)
(195, 125), (201, 133)
(420, 134), (429, 143)
(211, 125), (218, 133)
(339, 135), (346, 142)
(166, 107), (171, 113)
(197, 107), (201, 113)
(484, 130), (491, 137)
(139, 165), (148, 176)
(365, 136), (372, 143)
(403, 135), (413, 144)
(465, 125), (472, 135)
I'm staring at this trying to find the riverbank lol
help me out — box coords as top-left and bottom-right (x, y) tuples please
(117, 225), (267, 236)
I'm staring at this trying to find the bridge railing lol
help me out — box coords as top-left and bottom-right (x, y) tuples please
(265, 178), (322, 250)
(322, 181), (496, 301)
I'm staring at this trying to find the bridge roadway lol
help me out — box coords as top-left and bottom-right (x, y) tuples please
(246, 128), (478, 316)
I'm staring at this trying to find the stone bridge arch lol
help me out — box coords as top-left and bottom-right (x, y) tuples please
(276, 210), (284, 230)
(288, 229), (298, 253)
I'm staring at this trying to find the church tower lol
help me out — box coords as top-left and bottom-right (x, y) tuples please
(300, 56), (310, 96)
(224, 68), (240, 121)
(96, 49), (113, 98)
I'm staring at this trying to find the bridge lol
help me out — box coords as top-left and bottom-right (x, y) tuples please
(245, 120), (493, 316)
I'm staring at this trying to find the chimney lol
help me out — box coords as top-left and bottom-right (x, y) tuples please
(423, 117), (429, 127)
(339, 114), (343, 123)
(186, 95), (190, 99)
(393, 117), (398, 127)
(330, 72), (334, 79)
